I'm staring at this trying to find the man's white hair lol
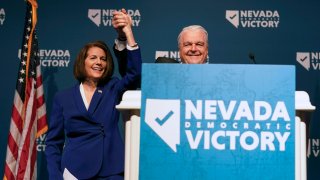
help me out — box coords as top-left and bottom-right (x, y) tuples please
(177, 25), (208, 46)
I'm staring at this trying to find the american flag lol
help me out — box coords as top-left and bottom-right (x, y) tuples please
(4, 0), (47, 179)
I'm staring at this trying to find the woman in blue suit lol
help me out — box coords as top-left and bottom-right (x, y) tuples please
(45, 9), (141, 180)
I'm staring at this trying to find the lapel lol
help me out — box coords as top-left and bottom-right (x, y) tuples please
(73, 79), (114, 122)
(87, 85), (104, 115)
(73, 84), (91, 119)
(88, 78), (117, 115)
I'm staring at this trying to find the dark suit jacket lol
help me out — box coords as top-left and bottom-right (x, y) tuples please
(155, 57), (179, 63)
(45, 49), (141, 180)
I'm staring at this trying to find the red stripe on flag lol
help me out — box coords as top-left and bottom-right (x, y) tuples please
(7, 133), (19, 160)
(37, 115), (48, 132)
(11, 105), (23, 134)
(36, 75), (42, 87)
(37, 94), (45, 107)
(4, 163), (15, 180)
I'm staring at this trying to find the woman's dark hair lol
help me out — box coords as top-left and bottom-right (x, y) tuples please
(73, 41), (114, 84)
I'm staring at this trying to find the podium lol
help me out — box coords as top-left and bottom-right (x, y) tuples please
(295, 91), (316, 180)
(117, 63), (314, 180)
(116, 90), (315, 180)
(116, 91), (141, 180)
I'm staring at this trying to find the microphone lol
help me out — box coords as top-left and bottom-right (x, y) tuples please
(248, 52), (257, 64)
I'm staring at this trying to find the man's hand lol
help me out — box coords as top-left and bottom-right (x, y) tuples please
(112, 9), (132, 40)
(112, 8), (136, 47)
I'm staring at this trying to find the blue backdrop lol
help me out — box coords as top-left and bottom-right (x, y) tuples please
(1, 0), (320, 179)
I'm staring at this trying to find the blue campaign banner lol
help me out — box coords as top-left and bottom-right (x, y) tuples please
(140, 64), (295, 180)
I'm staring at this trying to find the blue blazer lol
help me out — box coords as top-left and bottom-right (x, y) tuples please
(45, 49), (141, 180)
